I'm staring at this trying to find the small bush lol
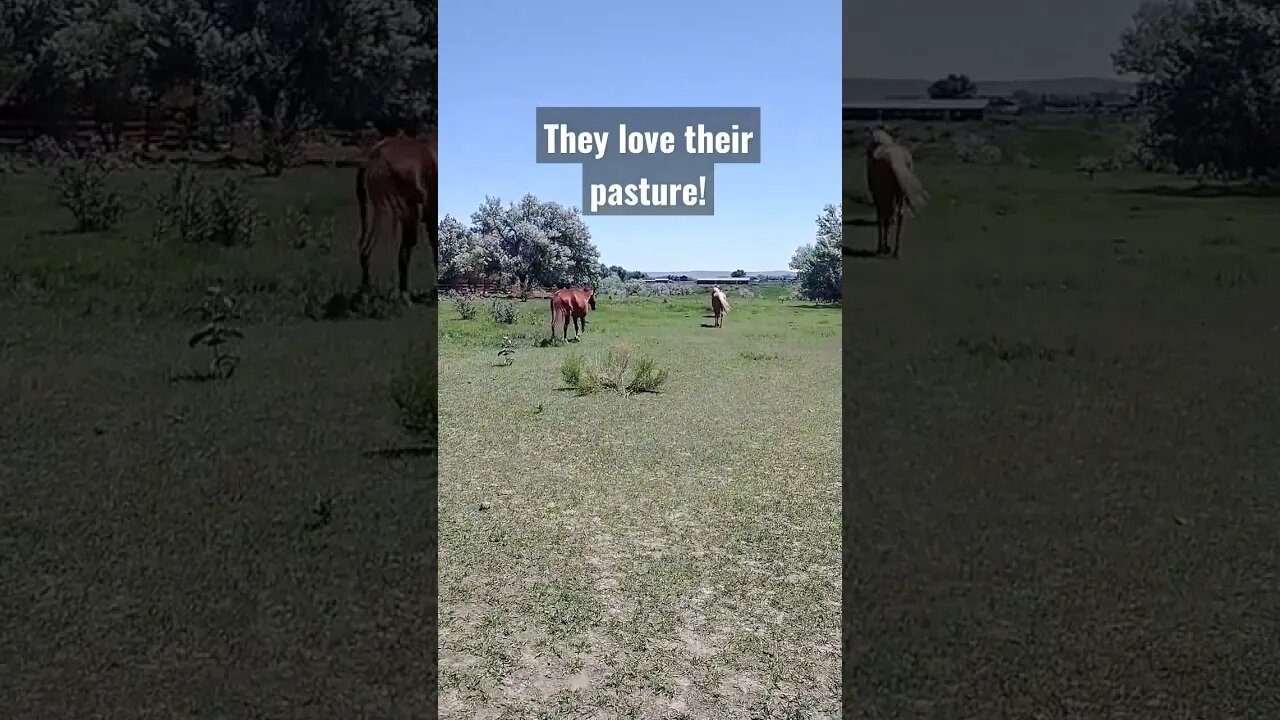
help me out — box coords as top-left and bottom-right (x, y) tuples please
(560, 353), (599, 395)
(627, 356), (669, 394)
(453, 294), (478, 319)
(497, 335), (516, 366)
(184, 285), (244, 379)
(1076, 156), (1106, 180)
(152, 164), (258, 247)
(953, 133), (1003, 165)
(29, 135), (66, 168)
(489, 299), (518, 324)
(50, 142), (125, 232)
(389, 341), (437, 444)
(596, 276), (699, 298)
(560, 343), (669, 397)
(255, 121), (306, 176)
(277, 194), (335, 249)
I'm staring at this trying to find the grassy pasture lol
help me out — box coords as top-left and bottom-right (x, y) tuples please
(437, 288), (842, 717)
(845, 118), (1280, 717)
(1, 161), (438, 717)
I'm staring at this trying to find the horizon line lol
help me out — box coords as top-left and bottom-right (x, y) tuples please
(844, 74), (1135, 82)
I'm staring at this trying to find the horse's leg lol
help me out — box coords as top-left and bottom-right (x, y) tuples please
(358, 205), (382, 294)
(355, 167), (371, 292)
(893, 203), (905, 258)
(563, 315), (571, 340)
(398, 205), (419, 303)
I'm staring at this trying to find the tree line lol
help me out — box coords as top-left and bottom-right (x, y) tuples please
(0, 0), (437, 175)
(439, 197), (843, 303)
(925, 0), (1278, 181)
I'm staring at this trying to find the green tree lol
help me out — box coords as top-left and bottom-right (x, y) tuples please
(438, 214), (500, 285)
(730, 269), (746, 277)
(468, 195), (601, 295)
(927, 73), (978, 99)
(200, 0), (438, 175)
(1, 0), (438, 167)
(1114, 0), (1280, 180)
(790, 204), (842, 303)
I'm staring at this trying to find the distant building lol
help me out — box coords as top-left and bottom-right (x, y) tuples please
(843, 98), (990, 123)
(695, 277), (753, 285)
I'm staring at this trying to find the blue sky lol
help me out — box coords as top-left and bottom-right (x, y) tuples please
(439, 0), (840, 272)
(843, 0), (1142, 80)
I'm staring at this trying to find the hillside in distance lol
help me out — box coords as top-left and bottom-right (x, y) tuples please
(641, 270), (797, 279)
(844, 76), (1136, 101)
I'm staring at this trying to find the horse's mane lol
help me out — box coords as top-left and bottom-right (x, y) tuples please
(870, 129), (896, 147)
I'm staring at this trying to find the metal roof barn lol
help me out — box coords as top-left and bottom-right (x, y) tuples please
(843, 98), (991, 122)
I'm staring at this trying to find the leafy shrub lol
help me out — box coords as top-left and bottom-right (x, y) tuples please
(389, 341), (437, 444)
(626, 355), (669, 394)
(29, 135), (66, 168)
(184, 285), (244, 379)
(45, 140), (126, 232)
(489, 299), (518, 324)
(152, 164), (258, 247)
(453, 294), (478, 319)
(497, 335), (516, 366)
(560, 353), (597, 394)
(55, 155), (125, 232)
(596, 276), (699, 298)
(277, 194), (335, 249)
(256, 120), (306, 176)
(1076, 156), (1106, 179)
(560, 343), (669, 397)
(953, 133), (1003, 165)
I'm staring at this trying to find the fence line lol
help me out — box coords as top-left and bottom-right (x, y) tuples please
(0, 117), (365, 148)
(439, 280), (554, 298)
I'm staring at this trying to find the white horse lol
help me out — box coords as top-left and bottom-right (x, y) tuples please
(866, 128), (928, 257)
(710, 286), (731, 327)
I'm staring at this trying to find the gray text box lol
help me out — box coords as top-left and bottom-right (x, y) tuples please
(535, 106), (760, 216)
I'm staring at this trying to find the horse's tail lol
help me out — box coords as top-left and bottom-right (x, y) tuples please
(884, 146), (928, 215)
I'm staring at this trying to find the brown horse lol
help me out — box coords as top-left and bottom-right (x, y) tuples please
(710, 286), (730, 327)
(355, 134), (438, 301)
(866, 128), (928, 257)
(550, 287), (596, 341)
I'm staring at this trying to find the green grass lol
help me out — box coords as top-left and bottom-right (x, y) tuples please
(1, 161), (437, 716)
(844, 118), (1280, 717)
(0, 165), (432, 319)
(437, 290), (841, 716)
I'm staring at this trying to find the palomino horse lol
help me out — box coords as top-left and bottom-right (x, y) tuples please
(710, 286), (731, 327)
(354, 134), (438, 301)
(549, 287), (596, 341)
(866, 128), (928, 257)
